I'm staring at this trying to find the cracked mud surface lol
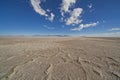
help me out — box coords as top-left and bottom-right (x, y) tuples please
(0, 37), (120, 80)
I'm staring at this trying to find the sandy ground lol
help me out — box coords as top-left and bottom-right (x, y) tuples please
(0, 37), (120, 80)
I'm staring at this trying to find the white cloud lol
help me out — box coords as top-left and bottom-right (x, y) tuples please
(46, 9), (51, 12)
(60, 0), (76, 16)
(48, 13), (55, 22)
(66, 8), (83, 25)
(62, 25), (65, 28)
(30, 0), (99, 29)
(30, 0), (55, 22)
(30, 0), (48, 16)
(71, 21), (99, 31)
(88, 3), (95, 12)
(102, 20), (106, 23)
(108, 28), (120, 31)
(44, 25), (54, 29)
(88, 3), (92, 9)
(60, 0), (84, 26)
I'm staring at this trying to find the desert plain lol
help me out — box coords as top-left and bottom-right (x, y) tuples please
(0, 37), (120, 80)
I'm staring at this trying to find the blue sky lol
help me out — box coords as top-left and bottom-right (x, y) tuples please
(0, 0), (120, 36)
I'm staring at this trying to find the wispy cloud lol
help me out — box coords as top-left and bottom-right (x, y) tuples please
(44, 25), (55, 30)
(48, 13), (55, 22)
(30, 0), (55, 21)
(46, 9), (51, 12)
(108, 28), (120, 31)
(60, 0), (99, 30)
(30, 0), (48, 16)
(66, 8), (83, 25)
(30, 0), (99, 30)
(88, 3), (92, 9)
(71, 21), (99, 31)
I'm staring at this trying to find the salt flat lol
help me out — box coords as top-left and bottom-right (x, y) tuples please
(0, 37), (120, 80)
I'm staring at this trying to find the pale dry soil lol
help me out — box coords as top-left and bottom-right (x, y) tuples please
(0, 37), (120, 80)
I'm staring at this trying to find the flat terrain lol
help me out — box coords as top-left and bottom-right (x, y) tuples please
(0, 37), (120, 80)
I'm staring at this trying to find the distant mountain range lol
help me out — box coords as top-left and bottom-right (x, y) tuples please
(0, 35), (71, 37)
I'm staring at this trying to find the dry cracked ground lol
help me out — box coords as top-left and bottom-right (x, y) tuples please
(0, 37), (120, 80)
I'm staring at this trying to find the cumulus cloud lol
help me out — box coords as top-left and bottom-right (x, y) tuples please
(30, 0), (99, 30)
(66, 8), (83, 25)
(30, 0), (55, 21)
(60, 0), (76, 16)
(48, 13), (55, 22)
(71, 21), (99, 31)
(60, 0), (84, 26)
(108, 28), (120, 31)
